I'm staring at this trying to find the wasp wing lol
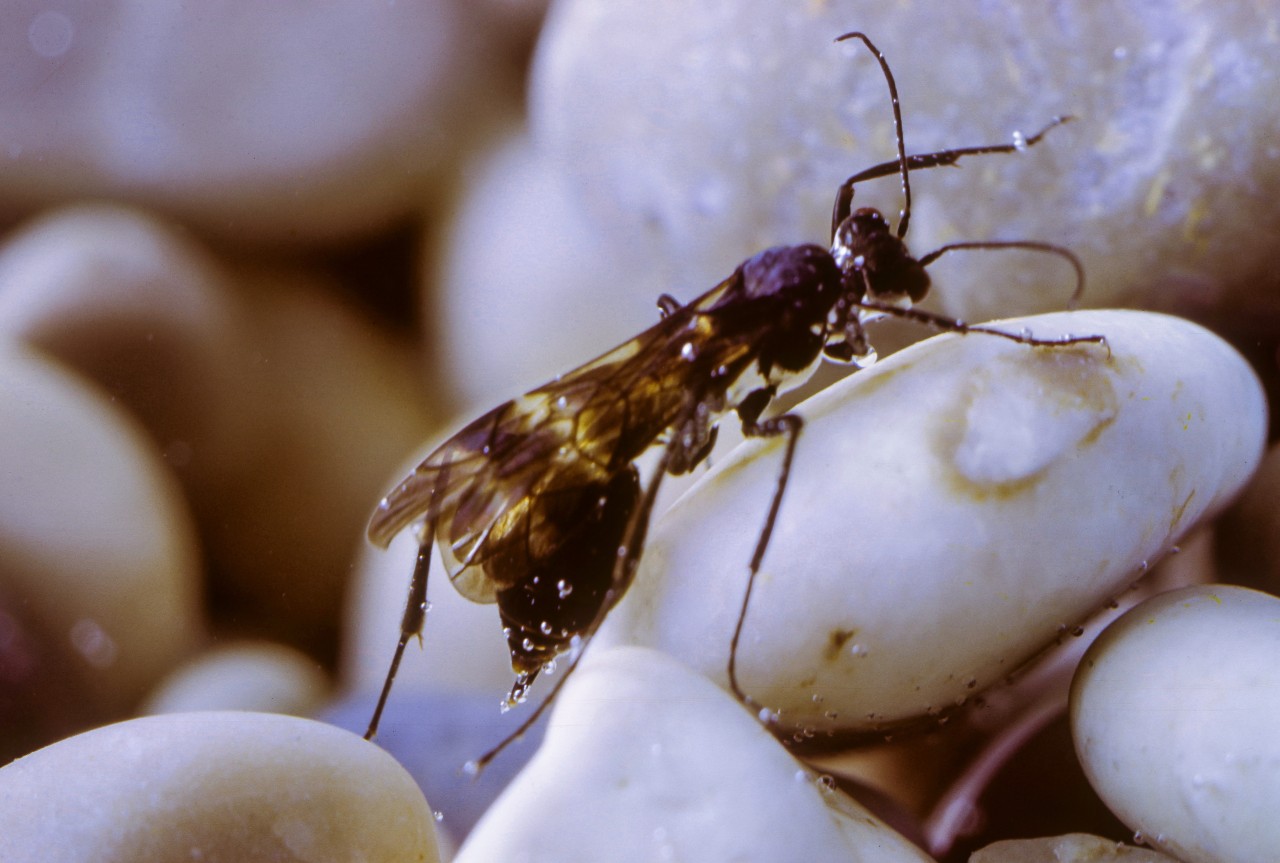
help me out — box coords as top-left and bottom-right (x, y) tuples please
(367, 270), (755, 603)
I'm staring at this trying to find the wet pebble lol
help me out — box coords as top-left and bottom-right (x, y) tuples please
(971, 832), (1180, 862)
(532, 1), (1280, 324)
(455, 646), (933, 862)
(1071, 584), (1280, 863)
(602, 309), (1265, 733)
(141, 640), (329, 717)
(0, 711), (442, 863)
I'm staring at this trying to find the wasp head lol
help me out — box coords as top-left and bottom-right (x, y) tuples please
(832, 207), (931, 307)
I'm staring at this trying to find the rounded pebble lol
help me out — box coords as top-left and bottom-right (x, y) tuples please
(0, 343), (203, 713)
(141, 640), (329, 717)
(601, 309), (1265, 732)
(0, 712), (441, 863)
(1071, 584), (1280, 863)
(532, 1), (1280, 323)
(430, 126), (670, 410)
(972, 833), (1180, 862)
(0, 1), (503, 244)
(455, 646), (933, 862)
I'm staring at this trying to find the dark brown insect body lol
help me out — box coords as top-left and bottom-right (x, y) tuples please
(364, 32), (1104, 770)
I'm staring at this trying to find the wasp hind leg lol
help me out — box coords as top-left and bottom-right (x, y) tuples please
(365, 533), (434, 741)
(726, 404), (804, 726)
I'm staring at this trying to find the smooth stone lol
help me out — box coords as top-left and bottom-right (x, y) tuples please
(0, 204), (439, 656)
(206, 269), (438, 651)
(1071, 584), (1280, 863)
(532, 1), (1280, 324)
(971, 833), (1180, 862)
(428, 125), (670, 411)
(455, 646), (934, 862)
(0, 204), (250, 481)
(0, 0), (505, 245)
(0, 712), (441, 863)
(141, 640), (329, 717)
(0, 343), (203, 713)
(601, 309), (1265, 732)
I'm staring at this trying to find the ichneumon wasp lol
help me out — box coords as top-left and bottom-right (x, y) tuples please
(363, 31), (1105, 772)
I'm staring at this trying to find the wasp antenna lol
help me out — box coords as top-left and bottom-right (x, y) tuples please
(917, 240), (1086, 308)
(836, 32), (912, 238)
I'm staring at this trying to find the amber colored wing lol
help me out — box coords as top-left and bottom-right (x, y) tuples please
(366, 269), (758, 603)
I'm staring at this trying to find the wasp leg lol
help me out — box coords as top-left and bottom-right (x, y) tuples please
(365, 530), (434, 741)
(857, 299), (1109, 353)
(727, 410), (803, 718)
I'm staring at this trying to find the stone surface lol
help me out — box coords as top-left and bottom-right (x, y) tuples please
(601, 309), (1265, 733)
(971, 833), (1179, 862)
(0, 0), (508, 245)
(0, 204), (440, 658)
(428, 125), (671, 412)
(455, 646), (933, 862)
(141, 640), (329, 717)
(1072, 584), (1280, 863)
(0, 343), (203, 713)
(532, 0), (1280, 327)
(0, 712), (442, 863)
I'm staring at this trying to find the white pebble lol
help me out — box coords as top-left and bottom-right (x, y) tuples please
(141, 640), (329, 717)
(602, 310), (1265, 732)
(455, 646), (932, 862)
(972, 832), (1180, 862)
(1071, 584), (1280, 863)
(0, 343), (203, 712)
(0, 712), (441, 862)
(532, 1), (1280, 326)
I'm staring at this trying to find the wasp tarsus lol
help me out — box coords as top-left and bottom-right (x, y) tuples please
(363, 30), (1105, 769)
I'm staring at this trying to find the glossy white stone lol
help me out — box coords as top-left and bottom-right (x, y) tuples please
(602, 309), (1265, 732)
(1072, 584), (1280, 863)
(141, 640), (329, 717)
(972, 833), (1179, 862)
(455, 646), (933, 863)
(0, 712), (442, 863)
(532, 1), (1280, 324)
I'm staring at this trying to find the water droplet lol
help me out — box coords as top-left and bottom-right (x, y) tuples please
(542, 658), (557, 675)
(521, 637), (534, 651)
(557, 579), (573, 599)
(539, 620), (553, 635)
(757, 707), (778, 724)
(432, 810), (444, 822)
(680, 341), (696, 361)
(69, 619), (117, 668)
(555, 395), (568, 410)
(1133, 830), (1146, 846)
(816, 774), (837, 793)
(462, 760), (480, 777)
(1012, 129), (1028, 151)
